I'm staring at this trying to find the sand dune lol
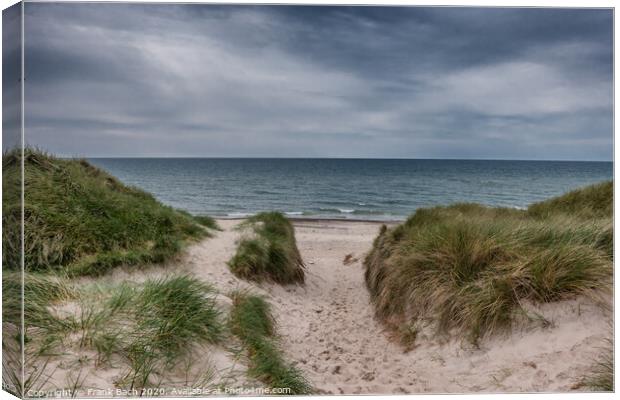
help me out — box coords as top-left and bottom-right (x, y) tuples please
(41, 218), (611, 394)
(181, 219), (611, 394)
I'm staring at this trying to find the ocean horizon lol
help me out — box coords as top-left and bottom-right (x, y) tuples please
(86, 158), (613, 221)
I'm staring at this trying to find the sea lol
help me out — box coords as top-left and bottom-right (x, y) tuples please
(87, 158), (613, 221)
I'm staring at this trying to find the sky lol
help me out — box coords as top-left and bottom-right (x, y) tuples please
(2, 2), (21, 151)
(14, 4), (614, 160)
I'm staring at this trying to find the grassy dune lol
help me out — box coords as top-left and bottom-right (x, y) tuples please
(2, 150), (309, 394)
(364, 181), (612, 344)
(2, 149), (216, 276)
(2, 149), (222, 393)
(228, 212), (305, 284)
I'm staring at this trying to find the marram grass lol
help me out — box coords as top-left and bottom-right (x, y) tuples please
(364, 181), (612, 344)
(229, 291), (312, 394)
(7, 274), (224, 391)
(228, 212), (305, 284)
(528, 181), (612, 220)
(582, 339), (613, 391)
(75, 275), (223, 389)
(2, 272), (78, 396)
(119, 275), (223, 389)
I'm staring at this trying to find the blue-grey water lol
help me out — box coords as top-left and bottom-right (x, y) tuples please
(88, 158), (613, 221)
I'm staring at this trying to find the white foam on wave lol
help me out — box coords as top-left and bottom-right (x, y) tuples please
(339, 209), (355, 213)
(285, 211), (304, 216)
(227, 212), (256, 218)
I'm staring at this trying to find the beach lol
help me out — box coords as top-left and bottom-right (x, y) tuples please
(85, 218), (611, 394)
(3, 151), (612, 395)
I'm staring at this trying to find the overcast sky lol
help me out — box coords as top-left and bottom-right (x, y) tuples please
(20, 4), (613, 160)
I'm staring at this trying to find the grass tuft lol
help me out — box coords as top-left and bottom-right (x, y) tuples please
(2, 271), (77, 396)
(228, 212), (305, 284)
(193, 215), (222, 231)
(22, 275), (225, 390)
(229, 291), (312, 394)
(3, 272), (75, 333)
(581, 339), (613, 391)
(112, 275), (223, 388)
(229, 292), (275, 339)
(137, 275), (223, 347)
(364, 182), (612, 343)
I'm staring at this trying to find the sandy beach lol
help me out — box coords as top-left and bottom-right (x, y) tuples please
(174, 218), (611, 394)
(32, 217), (612, 395)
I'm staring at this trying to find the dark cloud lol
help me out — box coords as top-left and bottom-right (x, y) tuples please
(22, 4), (612, 160)
(3, 2), (22, 151)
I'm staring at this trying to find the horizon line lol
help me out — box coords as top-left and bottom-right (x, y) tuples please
(75, 156), (613, 163)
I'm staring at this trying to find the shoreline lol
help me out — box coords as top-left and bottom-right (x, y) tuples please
(214, 216), (405, 224)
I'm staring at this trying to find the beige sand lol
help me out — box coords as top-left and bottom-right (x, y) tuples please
(39, 218), (612, 395)
(181, 219), (612, 394)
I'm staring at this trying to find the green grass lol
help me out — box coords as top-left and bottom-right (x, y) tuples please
(364, 181), (612, 344)
(528, 181), (612, 220)
(229, 292), (275, 339)
(193, 215), (222, 231)
(2, 149), (296, 392)
(2, 148), (217, 276)
(10, 274), (224, 390)
(581, 337), (613, 391)
(229, 291), (312, 394)
(120, 275), (223, 389)
(3, 272), (75, 334)
(228, 212), (305, 284)
(2, 272), (78, 396)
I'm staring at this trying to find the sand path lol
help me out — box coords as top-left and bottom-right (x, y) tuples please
(183, 219), (611, 394)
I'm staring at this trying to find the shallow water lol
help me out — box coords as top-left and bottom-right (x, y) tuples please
(88, 158), (612, 221)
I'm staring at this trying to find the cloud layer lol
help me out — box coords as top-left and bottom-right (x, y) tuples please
(23, 4), (613, 160)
